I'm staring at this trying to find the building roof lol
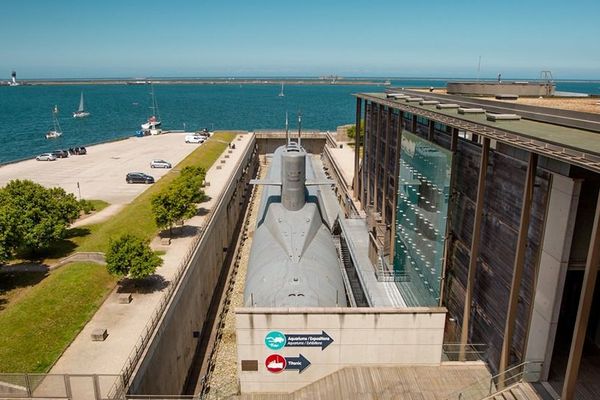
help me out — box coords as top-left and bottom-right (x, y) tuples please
(356, 92), (600, 174)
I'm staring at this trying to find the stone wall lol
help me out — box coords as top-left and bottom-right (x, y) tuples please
(128, 136), (258, 395)
(235, 307), (446, 393)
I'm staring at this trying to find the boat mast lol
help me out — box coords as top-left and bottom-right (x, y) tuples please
(53, 105), (62, 133)
(78, 92), (85, 112)
(150, 83), (160, 121)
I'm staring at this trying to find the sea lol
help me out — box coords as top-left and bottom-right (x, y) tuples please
(1, 79), (599, 164)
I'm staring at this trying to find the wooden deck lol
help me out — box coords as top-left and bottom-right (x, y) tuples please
(238, 364), (491, 400)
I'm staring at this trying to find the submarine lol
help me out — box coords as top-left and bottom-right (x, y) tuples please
(243, 116), (348, 307)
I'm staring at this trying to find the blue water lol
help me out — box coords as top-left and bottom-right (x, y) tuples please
(1, 79), (599, 163)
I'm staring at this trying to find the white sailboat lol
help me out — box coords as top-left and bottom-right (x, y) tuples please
(141, 84), (162, 135)
(278, 82), (285, 97)
(46, 105), (63, 139)
(73, 92), (90, 118)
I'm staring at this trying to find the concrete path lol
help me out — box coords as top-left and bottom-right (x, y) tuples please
(71, 204), (125, 228)
(49, 133), (254, 376)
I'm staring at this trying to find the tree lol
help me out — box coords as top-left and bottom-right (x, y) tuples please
(105, 234), (162, 279)
(150, 166), (207, 236)
(151, 186), (197, 236)
(346, 120), (365, 143)
(0, 180), (80, 260)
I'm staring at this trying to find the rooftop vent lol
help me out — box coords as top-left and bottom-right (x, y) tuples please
(495, 94), (519, 100)
(406, 97), (424, 102)
(436, 103), (460, 109)
(486, 113), (521, 121)
(458, 107), (486, 114)
(420, 100), (440, 105)
(386, 93), (407, 99)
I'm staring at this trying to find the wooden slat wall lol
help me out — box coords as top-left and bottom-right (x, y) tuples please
(446, 141), (550, 373)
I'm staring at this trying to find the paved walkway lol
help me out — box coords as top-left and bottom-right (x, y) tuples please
(49, 133), (254, 376)
(0, 132), (202, 204)
(71, 204), (125, 228)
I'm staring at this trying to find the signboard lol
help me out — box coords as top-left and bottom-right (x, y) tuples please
(265, 331), (286, 350)
(265, 354), (286, 373)
(265, 354), (311, 374)
(264, 330), (334, 351)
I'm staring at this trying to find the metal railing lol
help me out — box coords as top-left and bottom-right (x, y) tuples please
(0, 373), (124, 400)
(444, 360), (543, 400)
(442, 343), (489, 362)
(119, 136), (256, 390)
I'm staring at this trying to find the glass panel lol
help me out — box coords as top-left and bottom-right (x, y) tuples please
(393, 130), (452, 306)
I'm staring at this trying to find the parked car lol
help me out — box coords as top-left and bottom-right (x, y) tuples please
(51, 150), (69, 158)
(150, 159), (172, 169)
(196, 128), (213, 137)
(36, 153), (57, 161)
(126, 172), (155, 184)
(185, 135), (205, 144)
(68, 147), (87, 155)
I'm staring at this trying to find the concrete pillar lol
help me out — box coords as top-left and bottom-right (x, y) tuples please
(499, 152), (538, 377)
(354, 97), (362, 201)
(428, 119), (435, 142)
(459, 137), (490, 360)
(525, 175), (581, 380)
(562, 190), (600, 400)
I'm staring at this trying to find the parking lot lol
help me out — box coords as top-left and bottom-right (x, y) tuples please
(0, 132), (204, 204)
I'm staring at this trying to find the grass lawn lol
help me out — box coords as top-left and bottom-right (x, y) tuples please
(0, 131), (237, 373)
(0, 262), (116, 372)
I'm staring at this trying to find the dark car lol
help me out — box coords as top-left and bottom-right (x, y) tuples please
(51, 150), (69, 158)
(68, 147), (87, 155)
(126, 172), (155, 184)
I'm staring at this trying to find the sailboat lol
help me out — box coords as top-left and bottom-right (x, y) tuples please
(278, 82), (285, 97)
(73, 92), (90, 118)
(46, 105), (63, 139)
(140, 84), (162, 135)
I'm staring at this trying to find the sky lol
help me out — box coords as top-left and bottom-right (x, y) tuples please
(1, 0), (599, 79)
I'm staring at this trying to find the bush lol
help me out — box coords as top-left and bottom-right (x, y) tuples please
(105, 234), (162, 279)
(79, 199), (96, 214)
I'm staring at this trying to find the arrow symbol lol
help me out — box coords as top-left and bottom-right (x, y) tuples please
(285, 330), (334, 350)
(284, 354), (311, 373)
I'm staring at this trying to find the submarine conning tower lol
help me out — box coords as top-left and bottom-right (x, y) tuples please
(281, 142), (306, 211)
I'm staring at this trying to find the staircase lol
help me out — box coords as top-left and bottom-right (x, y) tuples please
(445, 361), (543, 400)
(485, 382), (540, 400)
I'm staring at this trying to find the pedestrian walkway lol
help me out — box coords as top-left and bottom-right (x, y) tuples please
(49, 133), (254, 377)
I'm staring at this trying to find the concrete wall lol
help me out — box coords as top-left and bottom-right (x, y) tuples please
(236, 307), (446, 393)
(447, 82), (555, 96)
(128, 136), (258, 395)
(255, 133), (326, 155)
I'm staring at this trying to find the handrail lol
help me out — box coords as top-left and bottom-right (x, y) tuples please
(445, 360), (543, 400)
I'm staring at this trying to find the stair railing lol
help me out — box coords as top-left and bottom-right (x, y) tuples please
(446, 360), (543, 400)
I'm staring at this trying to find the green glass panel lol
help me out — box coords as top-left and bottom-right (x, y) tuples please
(393, 130), (452, 306)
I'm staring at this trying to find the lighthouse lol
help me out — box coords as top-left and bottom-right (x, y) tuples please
(9, 71), (18, 86)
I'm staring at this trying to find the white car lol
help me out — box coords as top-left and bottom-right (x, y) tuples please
(185, 135), (205, 144)
(36, 153), (57, 161)
(150, 159), (172, 168)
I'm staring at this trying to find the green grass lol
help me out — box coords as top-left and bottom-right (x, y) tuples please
(0, 262), (116, 372)
(88, 199), (109, 213)
(73, 132), (237, 253)
(0, 131), (237, 373)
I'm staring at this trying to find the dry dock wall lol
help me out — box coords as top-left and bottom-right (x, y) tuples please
(128, 136), (258, 395)
(235, 307), (446, 393)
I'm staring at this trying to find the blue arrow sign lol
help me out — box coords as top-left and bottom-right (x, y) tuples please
(285, 330), (334, 350)
(284, 354), (311, 373)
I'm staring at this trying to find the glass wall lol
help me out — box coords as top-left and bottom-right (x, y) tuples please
(393, 130), (452, 306)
